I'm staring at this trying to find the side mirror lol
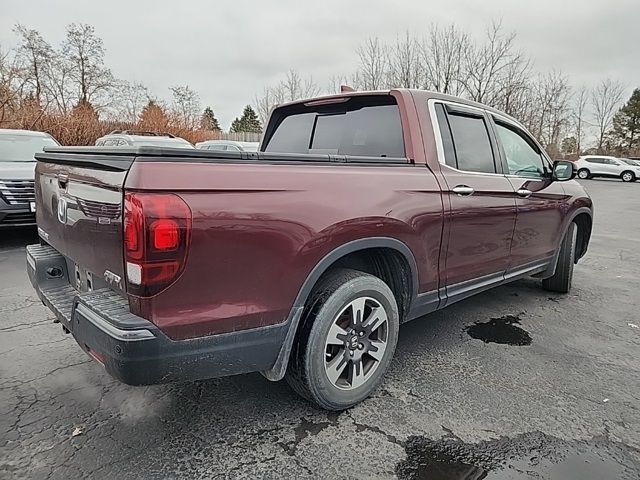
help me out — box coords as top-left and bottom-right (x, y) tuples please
(552, 160), (576, 181)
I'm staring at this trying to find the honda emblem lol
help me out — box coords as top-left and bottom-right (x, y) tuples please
(57, 197), (68, 224)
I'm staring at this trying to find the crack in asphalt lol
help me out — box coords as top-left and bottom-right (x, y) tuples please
(0, 318), (53, 333)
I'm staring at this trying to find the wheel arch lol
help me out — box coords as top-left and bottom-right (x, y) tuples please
(539, 207), (592, 279)
(261, 237), (419, 381)
(577, 167), (591, 178)
(621, 170), (636, 181)
(572, 210), (593, 260)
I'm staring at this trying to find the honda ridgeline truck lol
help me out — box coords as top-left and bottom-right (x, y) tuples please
(27, 90), (592, 410)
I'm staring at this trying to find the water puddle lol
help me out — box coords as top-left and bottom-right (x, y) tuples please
(396, 431), (639, 479)
(466, 315), (532, 346)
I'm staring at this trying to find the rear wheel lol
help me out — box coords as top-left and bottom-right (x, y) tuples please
(285, 269), (399, 410)
(577, 168), (590, 180)
(621, 171), (635, 182)
(543, 222), (577, 293)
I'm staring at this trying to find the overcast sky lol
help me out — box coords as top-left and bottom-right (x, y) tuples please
(1, 0), (637, 129)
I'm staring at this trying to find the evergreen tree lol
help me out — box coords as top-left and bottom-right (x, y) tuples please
(71, 99), (98, 120)
(139, 100), (169, 129)
(560, 136), (577, 155)
(230, 105), (262, 133)
(230, 117), (243, 133)
(612, 88), (640, 151)
(200, 106), (221, 131)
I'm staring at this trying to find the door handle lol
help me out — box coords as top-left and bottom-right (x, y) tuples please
(452, 185), (474, 196)
(516, 189), (532, 198)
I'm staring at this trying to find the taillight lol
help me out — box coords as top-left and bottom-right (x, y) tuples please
(123, 193), (192, 297)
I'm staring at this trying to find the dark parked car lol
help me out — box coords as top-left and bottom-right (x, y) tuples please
(27, 90), (592, 410)
(0, 129), (59, 227)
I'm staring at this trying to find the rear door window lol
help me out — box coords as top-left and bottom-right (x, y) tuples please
(446, 112), (496, 174)
(264, 97), (405, 158)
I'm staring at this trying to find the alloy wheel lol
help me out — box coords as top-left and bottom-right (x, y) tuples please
(323, 296), (389, 390)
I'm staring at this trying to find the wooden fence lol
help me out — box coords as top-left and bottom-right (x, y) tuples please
(205, 132), (262, 142)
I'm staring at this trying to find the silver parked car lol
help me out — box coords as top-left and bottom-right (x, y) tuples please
(195, 140), (259, 152)
(0, 129), (59, 227)
(574, 155), (640, 182)
(95, 130), (194, 149)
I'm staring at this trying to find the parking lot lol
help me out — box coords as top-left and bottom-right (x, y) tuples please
(1, 179), (639, 479)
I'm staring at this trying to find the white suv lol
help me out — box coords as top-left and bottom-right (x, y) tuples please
(95, 130), (194, 149)
(575, 155), (640, 183)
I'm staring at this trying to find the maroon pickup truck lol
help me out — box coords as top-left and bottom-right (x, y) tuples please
(27, 90), (592, 410)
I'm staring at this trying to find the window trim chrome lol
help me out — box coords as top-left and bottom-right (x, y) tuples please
(427, 98), (505, 177)
(428, 98), (553, 179)
(490, 112), (553, 176)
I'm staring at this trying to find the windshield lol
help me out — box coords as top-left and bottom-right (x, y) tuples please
(243, 143), (259, 152)
(0, 134), (59, 162)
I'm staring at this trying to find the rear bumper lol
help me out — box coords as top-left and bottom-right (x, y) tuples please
(26, 244), (286, 385)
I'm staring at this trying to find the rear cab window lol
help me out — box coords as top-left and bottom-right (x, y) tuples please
(263, 95), (406, 160)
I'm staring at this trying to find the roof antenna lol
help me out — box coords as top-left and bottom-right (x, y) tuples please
(340, 85), (355, 93)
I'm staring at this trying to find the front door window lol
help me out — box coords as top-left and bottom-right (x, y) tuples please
(494, 122), (547, 178)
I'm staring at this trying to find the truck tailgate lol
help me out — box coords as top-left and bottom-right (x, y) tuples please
(35, 150), (134, 293)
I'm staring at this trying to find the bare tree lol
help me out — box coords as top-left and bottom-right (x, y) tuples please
(386, 31), (423, 88)
(461, 21), (528, 106)
(529, 71), (571, 151)
(591, 78), (625, 152)
(254, 86), (277, 125)
(253, 70), (319, 124)
(169, 85), (200, 129)
(13, 25), (54, 105)
(108, 81), (151, 123)
(327, 74), (354, 94)
(62, 23), (114, 107)
(355, 38), (388, 90)
(571, 86), (588, 154)
(422, 24), (469, 95)
(0, 44), (27, 124)
(42, 57), (75, 115)
(279, 69), (319, 101)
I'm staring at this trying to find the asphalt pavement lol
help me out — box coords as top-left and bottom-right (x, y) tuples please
(1, 179), (639, 479)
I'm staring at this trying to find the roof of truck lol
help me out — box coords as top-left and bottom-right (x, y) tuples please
(272, 88), (525, 131)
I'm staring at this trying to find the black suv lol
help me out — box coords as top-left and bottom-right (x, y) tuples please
(0, 129), (59, 227)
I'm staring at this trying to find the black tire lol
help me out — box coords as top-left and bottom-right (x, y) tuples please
(285, 268), (399, 410)
(542, 222), (577, 293)
(577, 168), (590, 180)
(621, 171), (635, 183)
